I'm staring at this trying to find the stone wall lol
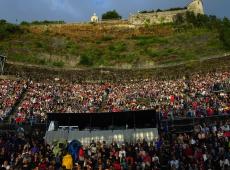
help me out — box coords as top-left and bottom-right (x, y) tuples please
(129, 0), (204, 25)
(129, 9), (187, 25)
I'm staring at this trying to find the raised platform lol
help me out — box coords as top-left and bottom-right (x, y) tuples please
(45, 110), (159, 145)
(45, 128), (158, 145)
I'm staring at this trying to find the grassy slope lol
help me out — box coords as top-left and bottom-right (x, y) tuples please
(0, 22), (228, 69)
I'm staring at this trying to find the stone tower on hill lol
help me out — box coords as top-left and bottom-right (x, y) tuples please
(129, 0), (204, 25)
(187, 0), (204, 15)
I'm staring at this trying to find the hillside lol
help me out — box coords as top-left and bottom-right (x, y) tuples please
(0, 21), (229, 69)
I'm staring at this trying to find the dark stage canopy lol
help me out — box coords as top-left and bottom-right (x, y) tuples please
(47, 110), (157, 130)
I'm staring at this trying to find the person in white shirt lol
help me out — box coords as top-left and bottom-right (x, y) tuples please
(212, 125), (217, 133)
(119, 146), (126, 161)
(170, 156), (179, 169)
(190, 137), (196, 145)
(152, 154), (160, 164)
(2, 160), (10, 170)
(220, 157), (230, 170)
(222, 123), (229, 132)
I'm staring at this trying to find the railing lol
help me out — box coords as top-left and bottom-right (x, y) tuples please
(160, 114), (230, 133)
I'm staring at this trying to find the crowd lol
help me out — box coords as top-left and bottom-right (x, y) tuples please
(0, 79), (26, 122)
(0, 71), (229, 170)
(0, 119), (230, 169)
(0, 71), (229, 123)
(102, 72), (230, 119)
(12, 71), (230, 123)
(15, 80), (109, 123)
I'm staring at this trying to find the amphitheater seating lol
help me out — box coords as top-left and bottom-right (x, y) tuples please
(0, 79), (25, 121)
(0, 71), (229, 124)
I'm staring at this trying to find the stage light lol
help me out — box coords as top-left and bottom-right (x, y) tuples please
(114, 135), (118, 140)
(46, 128), (158, 145)
(100, 136), (104, 142)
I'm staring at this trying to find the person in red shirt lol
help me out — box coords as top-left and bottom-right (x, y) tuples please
(170, 95), (175, 105)
(113, 159), (121, 170)
(192, 101), (198, 110)
(78, 147), (84, 167)
(194, 148), (203, 162)
(143, 153), (151, 169)
(206, 107), (213, 116)
(38, 158), (47, 170)
(184, 145), (194, 160)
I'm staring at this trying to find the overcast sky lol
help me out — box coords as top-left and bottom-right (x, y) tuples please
(0, 0), (229, 23)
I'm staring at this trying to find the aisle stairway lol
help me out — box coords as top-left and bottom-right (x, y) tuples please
(3, 82), (29, 124)
(98, 91), (109, 112)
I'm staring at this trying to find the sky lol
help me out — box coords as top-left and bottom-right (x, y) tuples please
(0, 0), (230, 23)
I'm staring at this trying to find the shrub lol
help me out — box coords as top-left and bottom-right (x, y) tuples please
(101, 35), (114, 41)
(0, 21), (22, 39)
(30, 20), (65, 25)
(135, 36), (168, 46)
(108, 42), (126, 52)
(174, 13), (185, 25)
(219, 18), (230, 49)
(79, 49), (102, 66)
(35, 41), (44, 48)
(20, 21), (30, 26)
(79, 55), (93, 66)
(66, 41), (79, 55)
(52, 61), (65, 67)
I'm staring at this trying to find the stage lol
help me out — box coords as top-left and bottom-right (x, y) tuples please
(45, 110), (159, 145)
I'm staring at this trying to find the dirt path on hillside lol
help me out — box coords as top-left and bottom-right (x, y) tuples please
(6, 52), (230, 71)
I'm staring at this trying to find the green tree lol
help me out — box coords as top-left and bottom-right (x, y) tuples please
(156, 9), (162, 12)
(102, 10), (122, 20)
(219, 27), (230, 49)
(0, 20), (22, 39)
(222, 17), (230, 27)
(20, 21), (30, 26)
(208, 15), (221, 29)
(185, 11), (197, 26)
(0, 19), (7, 25)
(219, 17), (230, 49)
